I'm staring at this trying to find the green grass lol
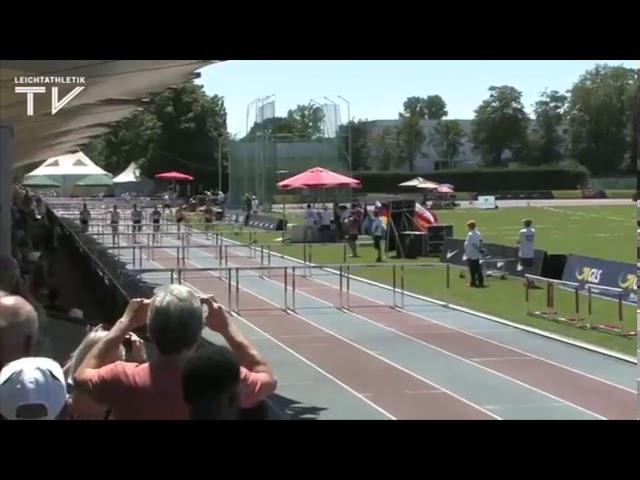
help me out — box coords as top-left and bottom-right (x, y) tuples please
(189, 204), (637, 354)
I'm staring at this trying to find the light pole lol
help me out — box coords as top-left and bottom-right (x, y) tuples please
(337, 95), (352, 173)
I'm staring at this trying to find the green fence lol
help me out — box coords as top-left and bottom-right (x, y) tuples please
(228, 138), (347, 208)
(588, 176), (637, 190)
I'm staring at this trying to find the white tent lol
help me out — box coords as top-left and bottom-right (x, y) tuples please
(112, 161), (155, 196)
(24, 151), (112, 196)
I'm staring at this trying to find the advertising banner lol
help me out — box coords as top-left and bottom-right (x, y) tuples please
(561, 254), (636, 305)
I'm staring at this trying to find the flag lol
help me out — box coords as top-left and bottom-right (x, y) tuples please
(414, 202), (439, 231)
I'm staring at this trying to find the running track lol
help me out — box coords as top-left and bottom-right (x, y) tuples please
(59, 210), (636, 420)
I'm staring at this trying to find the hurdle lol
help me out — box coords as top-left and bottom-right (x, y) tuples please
(586, 284), (636, 336)
(481, 257), (518, 280)
(525, 274), (584, 326)
(127, 262), (449, 315)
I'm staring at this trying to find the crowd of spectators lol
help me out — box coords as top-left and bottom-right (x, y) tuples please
(0, 187), (278, 420)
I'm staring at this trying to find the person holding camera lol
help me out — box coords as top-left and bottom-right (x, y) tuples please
(73, 285), (277, 420)
(464, 220), (485, 288)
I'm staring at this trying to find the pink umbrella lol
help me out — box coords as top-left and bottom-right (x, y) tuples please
(436, 185), (454, 193)
(155, 171), (194, 181)
(277, 166), (361, 190)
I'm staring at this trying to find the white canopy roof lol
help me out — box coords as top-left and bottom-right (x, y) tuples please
(25, 151), (111, 177)
(113, 161), (146, 183)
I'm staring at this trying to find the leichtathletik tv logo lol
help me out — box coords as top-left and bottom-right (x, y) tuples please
(14, 75), (86, 116)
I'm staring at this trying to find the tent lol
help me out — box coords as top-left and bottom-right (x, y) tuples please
(24, 151), (112, 196)
(113, 162), (155, 196)
(22, 175), (61, 188)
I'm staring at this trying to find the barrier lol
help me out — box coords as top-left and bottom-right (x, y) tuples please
(128, 262), (449, 314)
(525, 274), (635, 336)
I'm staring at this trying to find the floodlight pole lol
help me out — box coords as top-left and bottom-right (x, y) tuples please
(337, 95), (352, 173)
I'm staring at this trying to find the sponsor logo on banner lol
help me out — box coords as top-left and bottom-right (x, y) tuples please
(562, 254), (635, 304)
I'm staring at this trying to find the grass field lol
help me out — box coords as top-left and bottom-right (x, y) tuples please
(192, 203), (637, 355)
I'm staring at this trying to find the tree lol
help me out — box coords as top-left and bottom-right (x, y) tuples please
(286, 103), (325, 138)
(424, 95), (448, 120)
(428, 120), (466, 169)
(526, 90), (568, 165)
(565, 64), (635, 175)
(84, 82), (229, 189)
(338, 120), (372, 171)
(471, 85), (530, 167)
(243, 117), (297, 140)
(370, 127), (404, 171)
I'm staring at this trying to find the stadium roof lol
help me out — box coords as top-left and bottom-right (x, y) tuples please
(1, 61), (217, 169)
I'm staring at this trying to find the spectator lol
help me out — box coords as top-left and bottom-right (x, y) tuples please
(371, 210), (385, 263)
(182, 345), (241, 420)
(64, 326), (145, 420)
(344, 204), (361, 258)
(73, 286), (277, 419)
(303, 204), (317, 243)
(43, 287), (67, 317)
(0, 357), (67, 420)
(463, 220), (485, 288)
(0, 295), (39, 370)
(0, 254), (19, 293)
(319, 205), (333, 242)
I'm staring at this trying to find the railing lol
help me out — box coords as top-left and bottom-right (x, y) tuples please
(127, 262), (450, 314)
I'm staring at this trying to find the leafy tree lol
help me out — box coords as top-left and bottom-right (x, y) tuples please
(522, 90), (568, 166)
(565, 64), (635, 175)
(423, 95), (448, 120)
(286, 103), (325, 138)
(338, 119), (372, 171)
(428, 120), (466, 169)
(370, 127), (404, 170)
(471, 85), (530, 167)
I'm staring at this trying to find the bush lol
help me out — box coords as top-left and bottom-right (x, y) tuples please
(353, 167), (588, 193)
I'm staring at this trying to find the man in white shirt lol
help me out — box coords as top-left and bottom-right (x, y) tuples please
(303, 204), (317, 243)
(463, 220), (485, 288)
(370, 210), (385, 262)
(517, 219), (536, 286)
(319, 205), (333, 242)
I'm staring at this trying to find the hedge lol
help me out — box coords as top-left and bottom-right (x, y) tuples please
(353, 168), (588, 193)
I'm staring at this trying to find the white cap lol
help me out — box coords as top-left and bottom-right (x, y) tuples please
(0, 357), (67, 420)
(68, 308), (83, 319)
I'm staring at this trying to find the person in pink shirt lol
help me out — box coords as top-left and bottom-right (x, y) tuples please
(73, 285), (277, 420)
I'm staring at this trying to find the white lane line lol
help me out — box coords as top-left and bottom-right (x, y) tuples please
(138, 248), (396, 420)
(303, 270), (635, 394)
(153, 244), (500, 420)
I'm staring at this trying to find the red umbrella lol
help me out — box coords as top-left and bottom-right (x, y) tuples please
(155, 171), (194, 181)
(277, 167), (360, 190)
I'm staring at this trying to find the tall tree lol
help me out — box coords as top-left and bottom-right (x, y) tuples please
(286, 103), (325, 138)
(428, 120), (466, 169)
(370, 127), (404, 171)
(528, 90), (568, 165)
(424, 95), (448, 120)
(471, 85), (529, 167)
(565, 64), (635, 175)
(84, 82), (229, 189)
(243, 117), (297, 140)
(338, 120), (372, 171)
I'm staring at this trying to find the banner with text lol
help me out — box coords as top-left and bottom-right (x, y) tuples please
(561, 254), (636, 304)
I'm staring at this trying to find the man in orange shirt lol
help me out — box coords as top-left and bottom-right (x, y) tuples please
(73, 285), (277, 420)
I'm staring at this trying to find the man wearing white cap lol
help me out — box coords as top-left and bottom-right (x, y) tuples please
(0, 357), (67, 420)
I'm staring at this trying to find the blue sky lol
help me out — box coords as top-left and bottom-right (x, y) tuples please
(197, 60), (637, 137)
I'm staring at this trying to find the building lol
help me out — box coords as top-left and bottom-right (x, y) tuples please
(361, 118), (564, 172)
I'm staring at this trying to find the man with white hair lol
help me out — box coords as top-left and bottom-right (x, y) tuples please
(0, 295), (40, 371)
(0, 357), (67, 420)
(73, 285), (277, 419)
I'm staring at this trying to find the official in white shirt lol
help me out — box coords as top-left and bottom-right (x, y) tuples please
(517, 219), (536, 286)
(463, 220), (485, 288)
(370, 210), (385, 262)
(303, 204), (317, 243)
(319, 205), (333, 242)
